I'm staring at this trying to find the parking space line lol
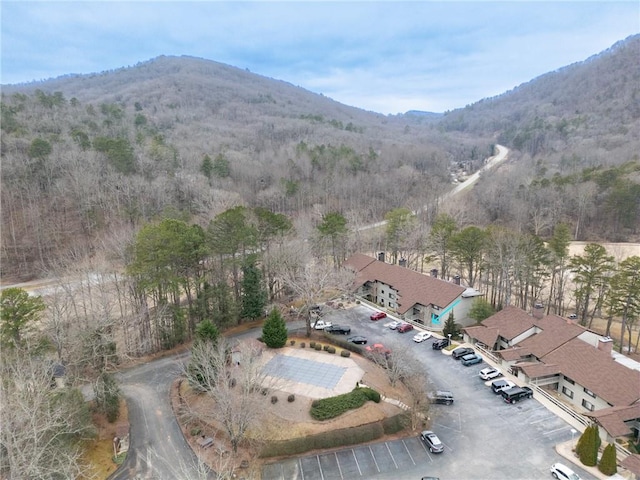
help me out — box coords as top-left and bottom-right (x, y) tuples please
(351, 449), (362, 476)
(299, 458), (305, 480)
(385, 442), (398, 469)
(317, 455), (324, 480)
(544, 426), (570, 436)
(335, 452), (343, 479)
(369, 445), (380, 473)
(402, 439), (416, 465)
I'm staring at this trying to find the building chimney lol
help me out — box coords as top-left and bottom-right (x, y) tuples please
(597, 336), (613, 355)
(378, 252), (385, 262)
(430, 269), (438, 278)
(399, 258), (407, 267)
(533, 303), (544, 319)
(454, 275), (461, 285)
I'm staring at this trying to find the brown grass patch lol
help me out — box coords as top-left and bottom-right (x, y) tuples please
(80, 399), (129, 480)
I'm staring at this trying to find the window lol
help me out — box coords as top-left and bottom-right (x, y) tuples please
(381, 289), (385, 294)
(389, 293), (395, 300)
(564, 376), (575, 385)
(584, 388), (595, 398)
(562, 386), (574, 399)
(582, 399), (595, 411)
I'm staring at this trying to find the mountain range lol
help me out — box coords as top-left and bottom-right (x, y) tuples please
(1, 34), (638, 279)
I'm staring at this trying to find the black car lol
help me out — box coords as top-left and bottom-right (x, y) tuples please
(324, 325), (351, 335)
(429, 390), (454, 405)
(347, 335), (367, 344)
(432, 339), (449, 350)
(451, 347), (474, 359)
(501, 386), (533, 404)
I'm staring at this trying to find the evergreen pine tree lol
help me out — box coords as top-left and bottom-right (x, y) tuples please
(241, 256), (267, 320)
(442, 312), (460, 340)
(262, 309), (288, 348)
(598, 443), (617, 475)
(578, 425), (599, 466)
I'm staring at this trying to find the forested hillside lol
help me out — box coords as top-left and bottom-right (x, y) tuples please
(2, 36), (639, 280)
(1, 56), (488, 279)
(434, 34), (640, 241)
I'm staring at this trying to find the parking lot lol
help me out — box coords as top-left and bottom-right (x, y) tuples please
(262, 305), (597, 480)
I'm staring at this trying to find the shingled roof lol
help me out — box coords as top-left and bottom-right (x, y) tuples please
(585, 404), (640, 437)
(344, 253), (465, 315)
(519, 314), (586, 358)
(542, 338), (640, 406)
(479, 305), (536, 341)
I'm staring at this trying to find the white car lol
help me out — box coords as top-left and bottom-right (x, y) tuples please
(388, 321), (402, 330)
(413, 331), (432, 343)
(550, 463), (581, 480)
(313, 320), (332, 330)
(479, 367), (502, 380)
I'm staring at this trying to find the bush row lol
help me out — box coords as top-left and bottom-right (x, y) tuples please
(310, 386), (380, 421)
(260, 413), (407, 457)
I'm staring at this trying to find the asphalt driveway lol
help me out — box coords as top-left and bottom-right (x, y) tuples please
(262, 305), (597, 480)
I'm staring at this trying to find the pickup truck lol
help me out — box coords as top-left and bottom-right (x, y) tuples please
(313, 320), (332, 330)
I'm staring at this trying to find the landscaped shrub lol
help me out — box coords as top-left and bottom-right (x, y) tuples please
(340, 350), (351, 357)
(271, 395), (278, 404)
(382, 414), (408, 434)
(327, 346), (336, 354)
(310, 387), (381, 420)
(359, 387), (381, 403)
(190, 427), (202, 436)
(300, 342), (305, 348)
(323, 344), (330, 351)
(259, 421), (386, 457)
(315, 344), (322, 351)
(598, 443), (617, 475)
(310, 341), (316, 348)
(290, 340), (295, 346)
(287, 394), (295, 403)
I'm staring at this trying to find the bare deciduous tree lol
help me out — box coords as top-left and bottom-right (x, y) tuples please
(0, 347), (97, 479)
(181, 339), (276, 454)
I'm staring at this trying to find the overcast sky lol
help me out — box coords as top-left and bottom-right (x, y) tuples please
(2, 1), (638, 114)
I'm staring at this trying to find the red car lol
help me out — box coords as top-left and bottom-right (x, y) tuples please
(365, 343), (391, 356)
(370, 311), (387, 321)
(397, 323), (414, 333)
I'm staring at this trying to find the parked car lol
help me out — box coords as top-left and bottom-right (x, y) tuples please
(365, 343), (391, 356)
(429, 390), (454, 405)
(420, 430), (444, 453)
(432, 338), (449, 350)
(461, 353), (483, 366)
(452, 347), (474, 359)
(550, 463), (581, 480)
(397, 323), (414, 333)
(313, 320), (332, 330)
(502, 386), (534, 404)
(347, 335), (367, 345)
(413, 331), (432, 343)
(370, 311), (387, 321)
(388, 320), (402, 330)
(324, 325), (351, 335)
(479, 367), (502, 380)
(491, 379), (516, 394)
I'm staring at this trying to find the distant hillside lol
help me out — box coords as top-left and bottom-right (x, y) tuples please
(1, 37), (638, 280)
(440, 34), (640, 164)
(1, 55), (488, 278)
